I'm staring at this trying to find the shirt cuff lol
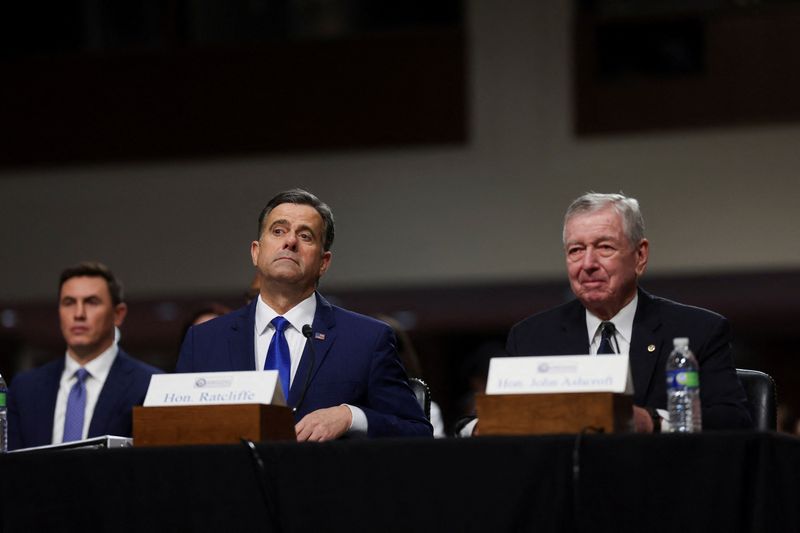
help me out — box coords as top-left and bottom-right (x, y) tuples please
(344, 404), (368, 436)
(459, 418), (478, 438)
(656, 408), (669, 432)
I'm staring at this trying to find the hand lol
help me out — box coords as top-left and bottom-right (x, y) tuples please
(632, 406), (655, 433)
(295, 405), (352, 442)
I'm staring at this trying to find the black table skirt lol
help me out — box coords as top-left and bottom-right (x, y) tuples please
(2, 432), (798, 533)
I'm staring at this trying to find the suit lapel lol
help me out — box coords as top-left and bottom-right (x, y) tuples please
(629, 289), (663, 405)
(228, 299), (257, 371)
(40, 358), (64, 444)
(288, 292), (336, 406)
(560, 300), (592, 355)
(88, 351), (133, 437)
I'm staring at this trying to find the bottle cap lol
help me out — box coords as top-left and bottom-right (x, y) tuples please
(673, 337), (689, 347)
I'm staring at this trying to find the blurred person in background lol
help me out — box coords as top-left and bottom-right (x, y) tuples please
(7, 262), (161, 450)
(377, 314), (445, 437)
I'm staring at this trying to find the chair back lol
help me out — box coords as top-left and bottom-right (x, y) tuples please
(736, 368), (777, 431)
(409, 377), (432, 421)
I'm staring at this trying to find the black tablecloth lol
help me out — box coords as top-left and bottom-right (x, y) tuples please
(2, 432), (799, 533)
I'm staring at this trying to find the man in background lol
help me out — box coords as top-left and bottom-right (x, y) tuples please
(8, 262), (161, 449)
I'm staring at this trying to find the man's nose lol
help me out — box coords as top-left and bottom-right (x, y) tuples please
(74, 302), (86, 319)
(283, 232), (299, 250)
(582, 248), (599, 269)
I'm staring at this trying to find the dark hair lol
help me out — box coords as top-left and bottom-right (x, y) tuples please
(377, 314), (423, 378)
(59, 261), (124, 305)
(177, 303), (233, 356)
(257, 188), (335, 251)
(186, 303), (232, 326)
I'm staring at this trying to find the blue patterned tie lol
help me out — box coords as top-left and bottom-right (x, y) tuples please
(264, 316), (291, 399)
(63, 367), (90, 442)
(597, 322), (617, 354)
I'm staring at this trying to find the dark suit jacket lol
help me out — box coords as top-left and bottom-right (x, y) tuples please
(175, 293), (432, 438)
(7, 349), (162, 450)
(506, 288), (752, 430)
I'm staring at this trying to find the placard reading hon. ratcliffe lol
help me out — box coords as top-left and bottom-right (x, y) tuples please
(143, 370), (286, 407)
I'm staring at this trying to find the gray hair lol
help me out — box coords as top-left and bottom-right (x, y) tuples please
(562, 192), (645, 246)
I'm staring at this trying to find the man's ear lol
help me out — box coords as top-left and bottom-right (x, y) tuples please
(250, 240), (260, 267)
(635, 239), (649, 276)
(318, 250), (332, 278)
(114, 302), (128, 327)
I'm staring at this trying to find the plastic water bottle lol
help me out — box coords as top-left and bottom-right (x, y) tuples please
(0, 372), (7, 452)
(666, 337), (702, 432)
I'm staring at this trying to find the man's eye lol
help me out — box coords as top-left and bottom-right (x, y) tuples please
(299, 233), (312, 241)
(598, 245), (615, 255)
(272, 228), (284, 235)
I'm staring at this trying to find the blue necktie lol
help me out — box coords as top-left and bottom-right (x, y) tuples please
(63, 367), (90, 442)
(597, 322), (617, 354)
(265, 316), (291, 399)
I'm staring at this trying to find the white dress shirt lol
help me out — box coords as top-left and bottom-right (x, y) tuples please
(254, 293), (367, 435)
(254, 293), (317, 384)
(585, 292), (638, 356)
(52, 343), (118, 444)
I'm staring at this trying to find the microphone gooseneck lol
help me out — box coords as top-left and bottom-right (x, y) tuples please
(293, 324), (316, 413)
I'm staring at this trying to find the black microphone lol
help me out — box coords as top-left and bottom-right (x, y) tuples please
(293, 325), (316, 413)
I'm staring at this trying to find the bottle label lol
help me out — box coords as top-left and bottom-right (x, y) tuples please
(0, 392), (5, 407)
(667, 370), (699, 389)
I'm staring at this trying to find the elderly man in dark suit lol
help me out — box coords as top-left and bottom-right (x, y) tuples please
(508, 192), (751, 432)
(176, 189), (431, 440)
(462, 193), (751, 436)
(8, 262), (161, 450)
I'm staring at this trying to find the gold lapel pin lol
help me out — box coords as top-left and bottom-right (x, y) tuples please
(647, 344), (656, 352)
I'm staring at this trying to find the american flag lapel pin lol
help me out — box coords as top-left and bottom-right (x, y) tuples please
(314, 332), (326, 340)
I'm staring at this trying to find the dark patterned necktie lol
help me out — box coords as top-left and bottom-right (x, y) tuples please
(597, 322), (617, 354)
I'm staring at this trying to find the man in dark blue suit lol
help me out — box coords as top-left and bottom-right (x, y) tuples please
(8, 262), (161, 450)
(176, 189), (431, 440)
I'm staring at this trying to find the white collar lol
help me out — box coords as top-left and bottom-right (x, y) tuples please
(585, 291), (638, 347)
(64, 342), (119, 381)
(255, 292), (317, 336)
